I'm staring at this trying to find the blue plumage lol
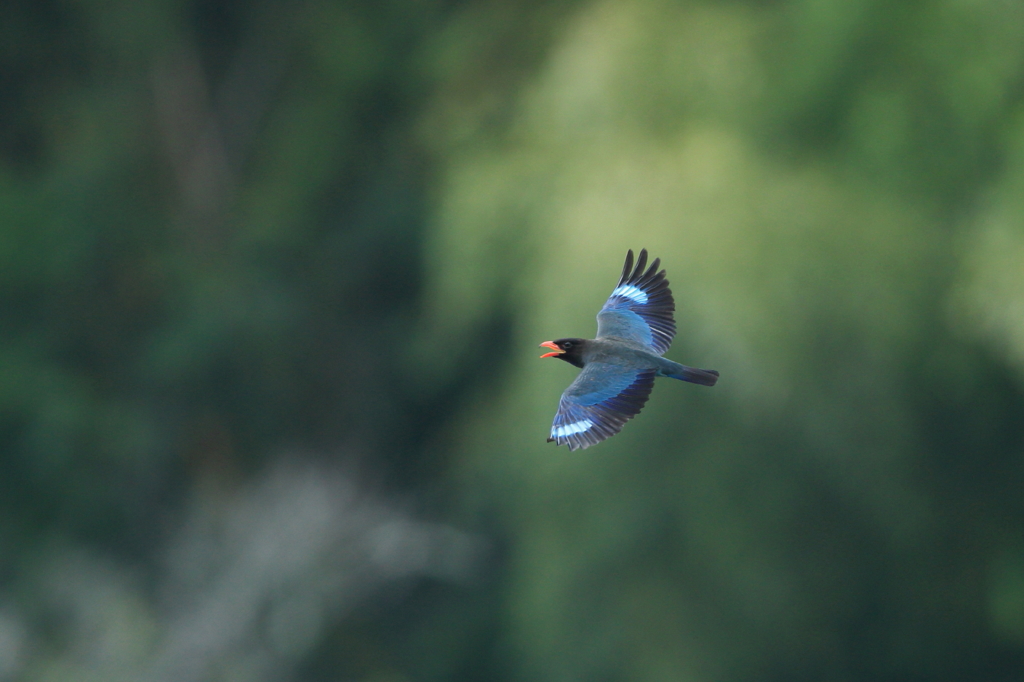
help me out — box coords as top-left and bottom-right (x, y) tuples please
(597, 248), (677, 354)
(548, 364), (656, 449)
(541, 249), (718, 451)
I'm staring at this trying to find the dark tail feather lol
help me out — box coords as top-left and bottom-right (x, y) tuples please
(668, 366), (719, 386)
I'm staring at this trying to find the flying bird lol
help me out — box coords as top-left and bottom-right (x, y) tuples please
(540, 249), (718, 450)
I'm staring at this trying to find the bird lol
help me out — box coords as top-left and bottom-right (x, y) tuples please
(539, 248), (718, 450)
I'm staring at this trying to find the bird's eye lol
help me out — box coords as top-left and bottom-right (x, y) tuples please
(562, 341), (573, 349)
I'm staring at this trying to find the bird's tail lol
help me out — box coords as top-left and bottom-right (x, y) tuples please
(659, 361), (719, 386)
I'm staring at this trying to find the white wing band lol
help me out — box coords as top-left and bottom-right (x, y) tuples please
(551, 419), (594, 438)
(612, 284), (648, 304)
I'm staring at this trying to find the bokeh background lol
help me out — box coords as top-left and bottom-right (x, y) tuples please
(3, 0), (1024, 680)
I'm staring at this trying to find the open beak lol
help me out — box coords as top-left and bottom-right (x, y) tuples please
(539, 341), (564, 358)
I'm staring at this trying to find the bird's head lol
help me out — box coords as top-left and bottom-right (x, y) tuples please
(539, 338), (586, 368)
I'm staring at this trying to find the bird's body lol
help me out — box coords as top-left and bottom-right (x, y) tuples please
(540, 249), (718, 450)
(559, 337), (717, 383)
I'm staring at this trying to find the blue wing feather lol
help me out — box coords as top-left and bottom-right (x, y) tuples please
(596, 249), (677, 354)
(547, 364), (656, 451)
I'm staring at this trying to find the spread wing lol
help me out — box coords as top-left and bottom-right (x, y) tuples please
(596, 249), (676, 355)
(547, 363), (656, 451)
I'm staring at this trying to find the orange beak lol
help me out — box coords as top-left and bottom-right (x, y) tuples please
(539, 341), (564, 358)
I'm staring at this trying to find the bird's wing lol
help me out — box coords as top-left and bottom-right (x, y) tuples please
(596, 249), (676, 355)
(547, 362), (657, 450)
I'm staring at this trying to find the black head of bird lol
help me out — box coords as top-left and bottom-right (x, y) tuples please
(538, 248), (719, 451)
(538, 338), (587, 368)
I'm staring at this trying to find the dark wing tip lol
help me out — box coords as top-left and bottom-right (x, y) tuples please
(619, 249), (634, 286)
(547, 437), (555, 443)
(642, 257), (661, 283)
(619, 249), (664, 287)
(633, 249), (649, 280)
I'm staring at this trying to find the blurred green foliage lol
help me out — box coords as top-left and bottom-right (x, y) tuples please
(3, 0), (1024, 680)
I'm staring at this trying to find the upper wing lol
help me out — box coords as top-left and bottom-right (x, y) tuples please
(595, 249), (676, 354)
(547, 362), (656, 451)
